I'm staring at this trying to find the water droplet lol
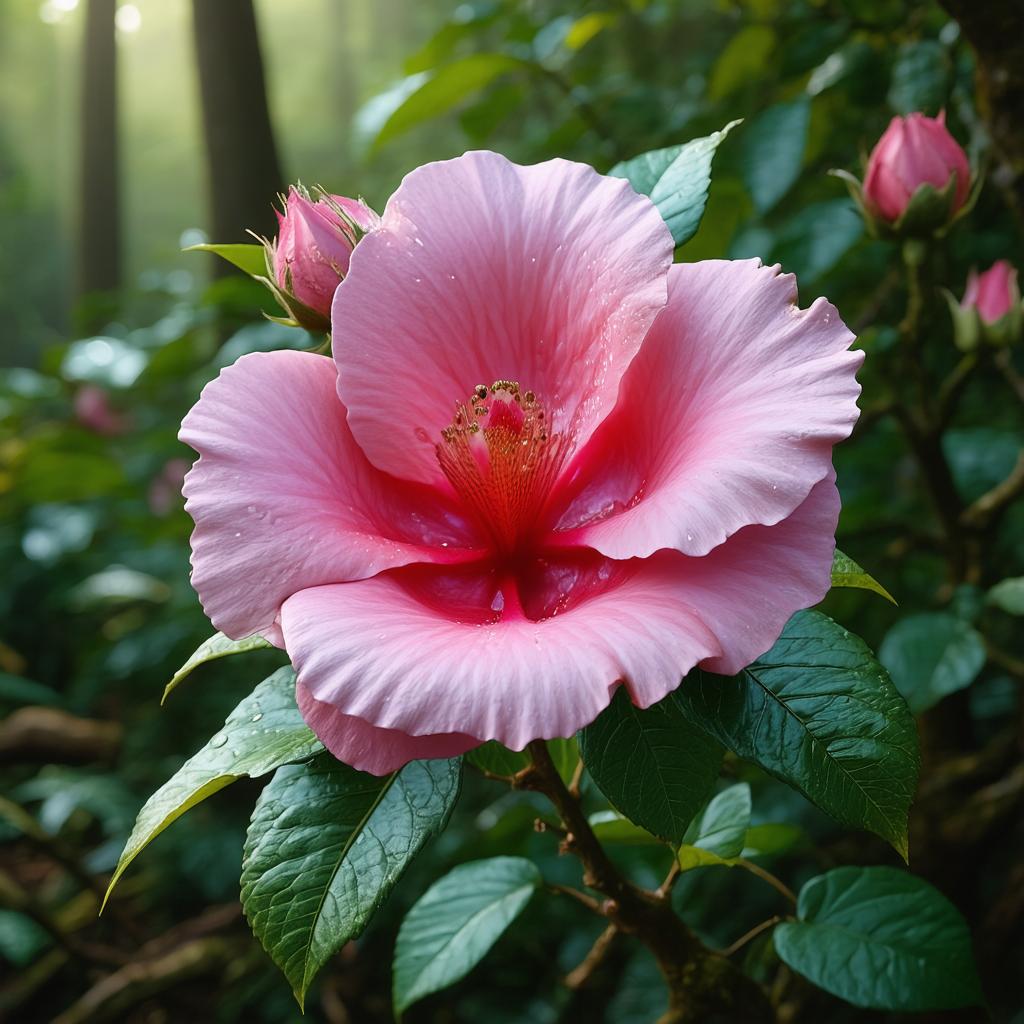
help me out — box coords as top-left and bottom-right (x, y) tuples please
(210, 733), (228, 748)
(251, 712), (263, 722)
(233, 531), (241, 538)
(414, 427), (430, 443)
(246, 505), (256, 514)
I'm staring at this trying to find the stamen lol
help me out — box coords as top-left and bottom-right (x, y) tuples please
(437, 380), (566, 553)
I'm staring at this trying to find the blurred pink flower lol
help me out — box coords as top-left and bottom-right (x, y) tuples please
(181, 152), (862, 774)
(863, 112), (970, 223)
(962, 260), (1018, 324)
(272, 187), (377, 320)
(74, 385), (128, 436)
(148, 458), (191, 517)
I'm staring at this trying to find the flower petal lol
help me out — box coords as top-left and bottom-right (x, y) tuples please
(296, 682), (479, 776)
(180, 350), (480, 639)
(332, 151), (674, 485)
(279, 474), (837, 753)
(552, 260), (861, 559)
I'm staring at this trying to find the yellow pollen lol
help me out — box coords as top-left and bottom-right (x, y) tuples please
(436, 380), (566, 552)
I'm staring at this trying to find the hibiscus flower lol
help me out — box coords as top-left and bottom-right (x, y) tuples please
(180, 151), (862, 774)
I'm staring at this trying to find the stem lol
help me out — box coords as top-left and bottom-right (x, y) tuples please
(564, 923), (620, 990)
(518, 742), (773, 1023)
(720, 916), (783, 959)
(736, 860), (797, 907)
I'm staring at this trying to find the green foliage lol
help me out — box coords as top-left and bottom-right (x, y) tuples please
(677, 783), (751, 870)
(609, 122), (741, 246)
(675, 610), (919, 859)
(163, 630), (274, 702)
(579, 686), (723, 845)
(830, 549), (897, 603)
(878, 612), (986, 713)
(775, 867), (982, 1010)
(105, 667), (321, 907)
(184, 243), (268, 278)
(240, 754), (461, 1006)
(740, 99), (810, 214)
(392, 857), (541, 1014)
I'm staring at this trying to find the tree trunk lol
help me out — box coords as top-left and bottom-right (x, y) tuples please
(191, 0), (285, 274)
(76, 0), (121, 306)
(938, 1), (1024, 223)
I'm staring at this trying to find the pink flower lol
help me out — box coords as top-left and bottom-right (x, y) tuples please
(74, 385), (128, 436)
(962, 260), (1019, 325)
(272, 187), (378, 321)
(180, 152), (862, 775)
(863, 112), (970, 223)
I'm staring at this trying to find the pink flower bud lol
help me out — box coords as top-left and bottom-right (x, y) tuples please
(272, 187), (378, 320)
(73, 385), (129, 436)
(863, 112), (970, 224)
(961, 260), (1018, 325)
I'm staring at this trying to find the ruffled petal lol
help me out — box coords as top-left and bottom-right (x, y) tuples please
(551, 260), (861, 559)
(332, 150), (674, 485)
(296, 682), (479, 776)
(279, 474), (837, 753)
(180, 350), (480, 639)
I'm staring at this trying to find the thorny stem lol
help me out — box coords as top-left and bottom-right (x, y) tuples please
(517, 741), (773, 1023)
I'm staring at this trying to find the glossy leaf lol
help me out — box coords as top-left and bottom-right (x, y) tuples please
(579, 686), (723, 846)
(775, 867), (982, 1010)
(241, 754), (461, 1006)
(105, 668), (319, 909)
(742, 822), (805, 858)
(987, 576), (1024, 615)
(184, 242), (268, 278)
(163, 630), (274, 703)
(678, 783), (751, 870)
(393, 856), (540, 1014)
(831, 549), (896, 604)
(675, 610), (918, 859)
(741, 97), (810, 214)
(709, 25), (776, 99)
(588, 810), (661, 845)
(372, 54), (525, 150)
(467, 738), (578, 784)
(878, 613), (986, 714)
(609, 121), (741, 246)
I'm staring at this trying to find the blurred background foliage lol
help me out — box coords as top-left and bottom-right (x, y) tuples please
(1, 0), (1022, 1021)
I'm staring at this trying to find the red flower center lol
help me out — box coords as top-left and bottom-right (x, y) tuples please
(436, 380), (567, 557)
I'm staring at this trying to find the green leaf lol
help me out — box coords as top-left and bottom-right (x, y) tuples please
(184, 243), (268, 278)
(393, 856), (540, 1015)
(740, 97), (810, 214)
(609, 121), (741, 247)
(466, 738), (578, 784)
(163, 631), (273, 703)
(775, 867), (982, 1010)
(708, 25), (776, 99)
(588, 810), (661, 845)
(830, 549), (896, 604)
(677, 783), (751, 869)
(773, 198), (863, 282)
(878, 613), (986, 714)
(579, 686), (724, 846)
(742, 822), (805, 858)
(988, 577), (1024, 615)
(104, 668), (320, 909)
(372, 54), (525, 150)
(887, 40), (950, 116)
(674, 610), (919, 859)
(241, 754), (461, 1006)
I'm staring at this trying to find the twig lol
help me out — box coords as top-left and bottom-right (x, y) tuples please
(657, 860), (681, 898)
(736, 860), (797, 906)
(568, 757), (586, 798)
(961, 451), (1024, 530)
(720, 916), (782, 958)
(547, 883), (604, 915)
(564, 923), (620, 990)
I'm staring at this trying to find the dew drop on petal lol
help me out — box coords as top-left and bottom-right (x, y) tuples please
(210, 732), (228, 748)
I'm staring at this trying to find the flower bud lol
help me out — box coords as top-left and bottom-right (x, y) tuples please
(949, 260), (1022, 350)
(269, 186), (378, 330)
(73, 385), (128, 436)
(863, 113), (970, 233)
